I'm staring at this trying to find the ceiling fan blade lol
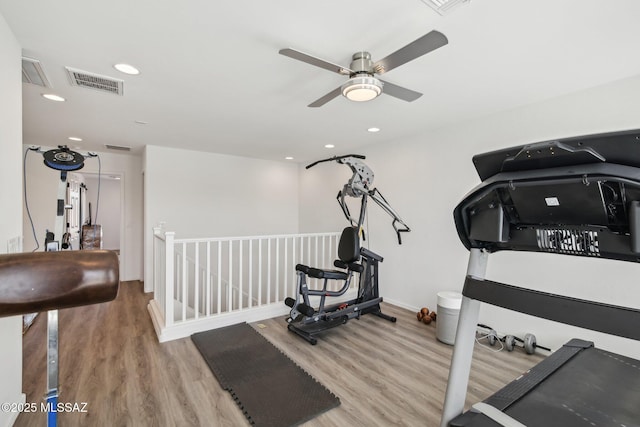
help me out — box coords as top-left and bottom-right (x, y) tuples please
(380, 80), (422, 102)
(308, 87), (342, 108)
(373, 30), (448, 75)
(279, 48), (352, 75)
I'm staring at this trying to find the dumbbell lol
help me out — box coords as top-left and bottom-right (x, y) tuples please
(477, 324), (499, 346)
(416, 307), (436, 324)
(504, 333), (550, 354)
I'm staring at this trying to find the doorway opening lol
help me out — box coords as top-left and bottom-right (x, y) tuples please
(78, 172), (124, 271)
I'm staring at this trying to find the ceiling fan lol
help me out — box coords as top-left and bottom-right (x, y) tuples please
(279, 30), (448, 107)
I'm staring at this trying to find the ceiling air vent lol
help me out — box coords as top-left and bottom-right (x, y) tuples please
(105, 144), (131, 151)
(65, 67), (124, 95)
(421, 0), (470, 15)
(22, 57), (52, 87)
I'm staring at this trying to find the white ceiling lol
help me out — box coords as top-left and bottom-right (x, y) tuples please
(2, 0), (640, 163)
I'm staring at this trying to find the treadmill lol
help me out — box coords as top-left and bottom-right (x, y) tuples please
(441, 129), (640, 427)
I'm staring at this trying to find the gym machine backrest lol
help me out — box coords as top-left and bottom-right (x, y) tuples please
(337, 225), (360, 263)
(441, 128), (640, 427)
(296, 226), (363, 279)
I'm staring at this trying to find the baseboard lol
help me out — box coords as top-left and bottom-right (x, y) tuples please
(148, 289), (359, 342)
(383, 297), (419, 313)
(148, 302), (291, 343)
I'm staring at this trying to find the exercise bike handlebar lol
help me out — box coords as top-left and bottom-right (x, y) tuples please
(305, 154), (366, 169)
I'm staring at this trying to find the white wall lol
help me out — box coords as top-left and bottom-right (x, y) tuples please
(0, 12), (26, 427)
(23, 148), (143, 281)
(299, 73), (640, 359)
(143, 145), (299, 292)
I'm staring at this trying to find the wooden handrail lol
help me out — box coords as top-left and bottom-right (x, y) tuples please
(0, 250), (119, 317)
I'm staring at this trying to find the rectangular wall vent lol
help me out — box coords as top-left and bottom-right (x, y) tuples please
(22, 57), (51, 87)
(105, 144), (131, 151)
(65, 67), (123, 95)
(421, 0), (470, 15)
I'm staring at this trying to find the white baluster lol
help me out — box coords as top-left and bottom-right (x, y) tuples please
(258, 239), (263, 306)
(217, 241), (222, 315)
(194, 243), (199, 319)
(239, 239), (243, 310)
(249, 239), (253, 309)
(275, 238), (280, 303)
(165, 231), (175, 326)
(181, 242), (187, 322)
(206, 241), (211, 316)
(267, 238), (272, 304)
(228, 240), (233, 313)
(283, 238), (288, 302)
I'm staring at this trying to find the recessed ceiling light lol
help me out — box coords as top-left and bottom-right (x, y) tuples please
(42, 93), (65, 102)
(114, 63), (140, 75)
(367, 127), (380, 133)
(324, 144), (335, 148)
(134, 120), (148, 125)
(68, 137), (83, 142)
(285, 156), (294, 160)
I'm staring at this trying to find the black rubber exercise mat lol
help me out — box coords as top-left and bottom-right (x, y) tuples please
(191, 322), (340, 426)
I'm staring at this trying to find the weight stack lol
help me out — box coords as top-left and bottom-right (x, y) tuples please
(81, 224), (103, 249)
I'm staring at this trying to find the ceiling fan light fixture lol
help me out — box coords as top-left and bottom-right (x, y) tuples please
(341, 76), (382, 102)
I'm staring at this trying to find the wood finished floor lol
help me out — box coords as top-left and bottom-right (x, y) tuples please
(16, 281), (543, 426)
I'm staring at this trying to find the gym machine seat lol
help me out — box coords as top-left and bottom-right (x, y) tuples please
(441, 129), (640, 427)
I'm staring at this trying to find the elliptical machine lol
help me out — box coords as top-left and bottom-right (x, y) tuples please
(285, 154), (410, 345)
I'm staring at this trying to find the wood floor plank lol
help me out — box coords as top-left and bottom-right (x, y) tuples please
(15, 282), (543, 426)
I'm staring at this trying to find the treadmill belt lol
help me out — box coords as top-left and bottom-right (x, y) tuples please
(457, 343), (640, 427)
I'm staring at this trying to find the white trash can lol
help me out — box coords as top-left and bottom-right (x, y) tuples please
(436, 291), (463, 345)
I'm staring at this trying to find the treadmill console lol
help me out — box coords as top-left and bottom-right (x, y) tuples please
(454, 129), (640, 261)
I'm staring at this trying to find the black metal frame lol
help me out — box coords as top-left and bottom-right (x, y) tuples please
(463, 277), (640, 340)
(441, 129), (640, 427)
(286, 245), (395, 345)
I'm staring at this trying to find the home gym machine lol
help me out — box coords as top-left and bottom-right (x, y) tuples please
(18, 145), (116, 427)
(285, 154), (410, 344)
(441, 129), (640, 426)
(27, 145), (97, 251)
